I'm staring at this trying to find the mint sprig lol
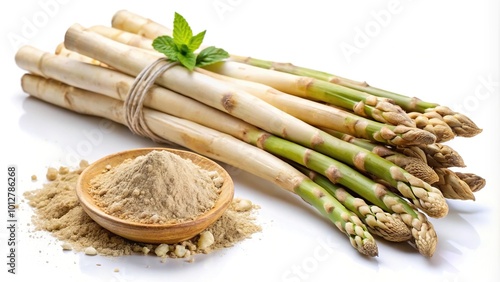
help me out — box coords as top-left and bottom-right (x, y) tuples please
(152, 12), (229, 71)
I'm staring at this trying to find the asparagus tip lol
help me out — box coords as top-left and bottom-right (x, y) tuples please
(381, 125), (437, 146)
(391, 156), (439, 184)
(401, 212), (438, 257)
(414, 221), (438, 257)
(420, 143), (466, 168)
(415, 188), (449, 218)
(380, 110), (416, 128)
(408, 111), (455, 143)
(345, 214), (379, 257)
(434, 168), (476, 201)
(431, 106), (483, 137)
(367, 211), (412, 242)
(391, 170), (449, 218)
(455, 172), (486, 193)
(353, 237), (379, 257)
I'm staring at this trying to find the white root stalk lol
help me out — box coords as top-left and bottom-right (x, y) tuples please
(55, 43), (107, 67)
(21, 73), (303, 193)
(62, 24), (337, 154)
(23, 43), (417, 148)
(195, 69), (435, 146)
(87, 24), (435, 147)
(88, 24), (316, 101)
(88, 25), (155, 51)
(21, 73), (380, 257)
(112, 10), (173, 41)
(16, 46), (268, 155)
(82, 26), (373, 137)
(110, 11), (417, 128)
(88, 24), (372, 109)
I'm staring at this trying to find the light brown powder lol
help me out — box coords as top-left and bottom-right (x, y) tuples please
(89, 150), (221, 224)
(23, 162), (261, 258)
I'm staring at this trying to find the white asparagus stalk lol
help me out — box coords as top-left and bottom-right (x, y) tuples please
(111, 10), (172, 40)
(111, 10), (483, 139)
(197, 68), (436, 147)
(111, 10), (415, 128)
(88, 25), (155, 50)
(21, 73), (379, 257)
(61, 25), (448, 219)
(15, 47), (440, 254)
(55, 43), (107, 67)
(87, 25), (434, 147)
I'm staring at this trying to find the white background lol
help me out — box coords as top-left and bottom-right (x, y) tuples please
(1, 0), (499, 281)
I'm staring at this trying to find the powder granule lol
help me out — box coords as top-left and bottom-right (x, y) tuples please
(204, 198), (261, 250)
(24, 161), (261, 258)
(89, 150), (221, 224)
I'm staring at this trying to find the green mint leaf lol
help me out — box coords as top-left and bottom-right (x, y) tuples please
(196, 46), (229, 67)
(153, 12), (228, 71)
(177, 51), (197, 70)
(179, 43), (191, 55)
(152, 35), (179, 61)
(188, 30), (206, 52)
(173, 12), (192, 46)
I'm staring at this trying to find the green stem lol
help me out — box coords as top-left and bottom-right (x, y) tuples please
(295, 165), (412, 242)
(246, 130), (416, 217)
(231, 56), (482, 137)
(294, 178), (378, 256)
(197, 67), (434, 147)
(204, 61), (415, 127)
(232, 56), (438, 112)
(324, 129), (439, 184)
(245, 129), (438, 257)
(312, 131), (446, 218)
(345, 85), (438, 113)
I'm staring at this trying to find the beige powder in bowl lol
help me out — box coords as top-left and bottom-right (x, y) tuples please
(23, 160), (261, 259)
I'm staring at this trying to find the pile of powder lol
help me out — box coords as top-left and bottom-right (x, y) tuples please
(89, 150), (223, 224)
(23, 161), (261, 259)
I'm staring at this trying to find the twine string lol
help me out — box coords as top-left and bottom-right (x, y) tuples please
(124, 57), (179, 143)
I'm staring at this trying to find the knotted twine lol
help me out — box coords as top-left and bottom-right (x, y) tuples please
(124, 57), (179, 143)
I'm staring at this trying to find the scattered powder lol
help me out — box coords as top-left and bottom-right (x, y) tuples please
(89, 150), (221, 224)
(205, 198), (262, 250)
(23, 161), (261, 259)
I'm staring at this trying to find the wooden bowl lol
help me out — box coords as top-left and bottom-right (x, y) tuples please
(76, 147), (234, 244)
